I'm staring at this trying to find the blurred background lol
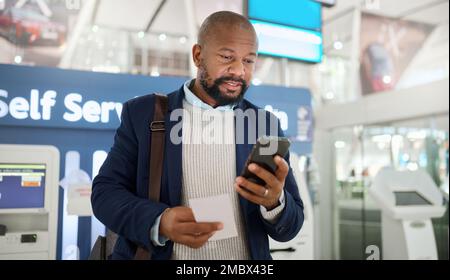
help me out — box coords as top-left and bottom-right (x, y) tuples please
(0, 0), (448, 260)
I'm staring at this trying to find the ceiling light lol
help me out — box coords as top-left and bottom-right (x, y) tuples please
(334, 141), (346, 149)
(14, 55), (22, 64)
(179, 36), (187, 44)
(158, 34), (167, 41)
(325, 91), (335, 100)
(333, 41), (343, 50)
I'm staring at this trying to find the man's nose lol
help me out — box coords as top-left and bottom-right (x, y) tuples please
(227, 60), (245, 78)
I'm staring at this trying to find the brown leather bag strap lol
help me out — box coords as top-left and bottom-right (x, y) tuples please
(135, 94), (168, 260)
(148, 94), (168, 201)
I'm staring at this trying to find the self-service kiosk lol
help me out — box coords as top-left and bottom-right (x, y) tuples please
(369, 168), (446, 260)
(0, 145), (59, 259)
(270, 152), (315, 260)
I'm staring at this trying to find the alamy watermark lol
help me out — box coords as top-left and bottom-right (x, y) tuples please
(168, 106), (281, 155)
(366, 245), (381, 260)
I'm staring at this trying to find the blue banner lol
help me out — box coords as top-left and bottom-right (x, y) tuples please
(0, 64), (187, 130)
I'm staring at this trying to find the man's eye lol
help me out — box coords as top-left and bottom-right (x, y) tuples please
(244, 59), (255, 64)
(220, 55), (232, 60)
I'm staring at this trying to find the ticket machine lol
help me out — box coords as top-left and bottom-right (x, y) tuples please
(369, 168), (446, 260)
(0, 145), (59, 259)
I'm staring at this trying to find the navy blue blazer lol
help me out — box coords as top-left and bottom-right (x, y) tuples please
(91, 85), (304, 260)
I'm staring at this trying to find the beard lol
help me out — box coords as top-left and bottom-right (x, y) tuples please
(199, 65), (249, 107)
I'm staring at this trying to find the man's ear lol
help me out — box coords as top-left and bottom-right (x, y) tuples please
(192, 44), (202, 67)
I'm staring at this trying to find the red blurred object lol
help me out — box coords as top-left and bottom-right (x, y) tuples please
(371, 76), (394, 92)
(0, 7), (66, 46)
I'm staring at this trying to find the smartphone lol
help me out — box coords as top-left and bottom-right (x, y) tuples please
(240, 136), (291, 186)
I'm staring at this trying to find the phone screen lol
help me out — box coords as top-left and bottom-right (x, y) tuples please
(240, 136), (290, 186)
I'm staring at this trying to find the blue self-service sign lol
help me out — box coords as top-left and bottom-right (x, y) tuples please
(0, 64), (187, 129)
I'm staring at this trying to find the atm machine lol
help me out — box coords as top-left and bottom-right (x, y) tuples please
(369, 167), (446, 260)
(0, 145), (59, 259)
(270, 152), (315, 260)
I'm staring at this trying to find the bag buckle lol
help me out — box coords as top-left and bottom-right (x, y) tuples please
(150, 121), (165, 132)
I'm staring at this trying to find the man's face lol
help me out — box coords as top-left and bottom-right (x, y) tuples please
(194, 25), (258, 106)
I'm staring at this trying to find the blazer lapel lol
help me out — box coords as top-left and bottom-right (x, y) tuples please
(234, 101), (258, 216)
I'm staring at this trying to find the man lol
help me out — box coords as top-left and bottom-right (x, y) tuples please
(92, 11), (304, 260)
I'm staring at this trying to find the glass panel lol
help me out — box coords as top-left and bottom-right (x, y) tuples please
(334, 115), (449, 260)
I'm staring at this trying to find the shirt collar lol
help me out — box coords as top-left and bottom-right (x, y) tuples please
(183, 79), (236, 112)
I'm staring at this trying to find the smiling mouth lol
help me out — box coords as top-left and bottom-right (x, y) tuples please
(222, 80), (242, 91)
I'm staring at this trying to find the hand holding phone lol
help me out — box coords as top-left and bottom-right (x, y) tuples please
(235, 136), (291, 210)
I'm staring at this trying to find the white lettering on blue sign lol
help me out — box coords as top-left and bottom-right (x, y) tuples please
(63, 93), (83, 122)
(63, 93), (122, 123)
(0, 90), (7, 118)
(264, 105), (288, 131)
(0, 89), (56, 120)
(0, 89), (123, 124)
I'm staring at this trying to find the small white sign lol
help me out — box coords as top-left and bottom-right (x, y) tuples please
(59, 169), (93, 216)
(67, 183), (92, 216)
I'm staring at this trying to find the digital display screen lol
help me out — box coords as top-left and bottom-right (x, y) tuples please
(248, 0), (322, 31)
(251, 20), (323, 63)
(394, 191), (432, 206)
(248, 0), (323, 63)
(0, 164), (46, 209)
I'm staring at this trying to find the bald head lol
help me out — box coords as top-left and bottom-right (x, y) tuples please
(197, 11), (257, 47)
(191, 11), (258, 108)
